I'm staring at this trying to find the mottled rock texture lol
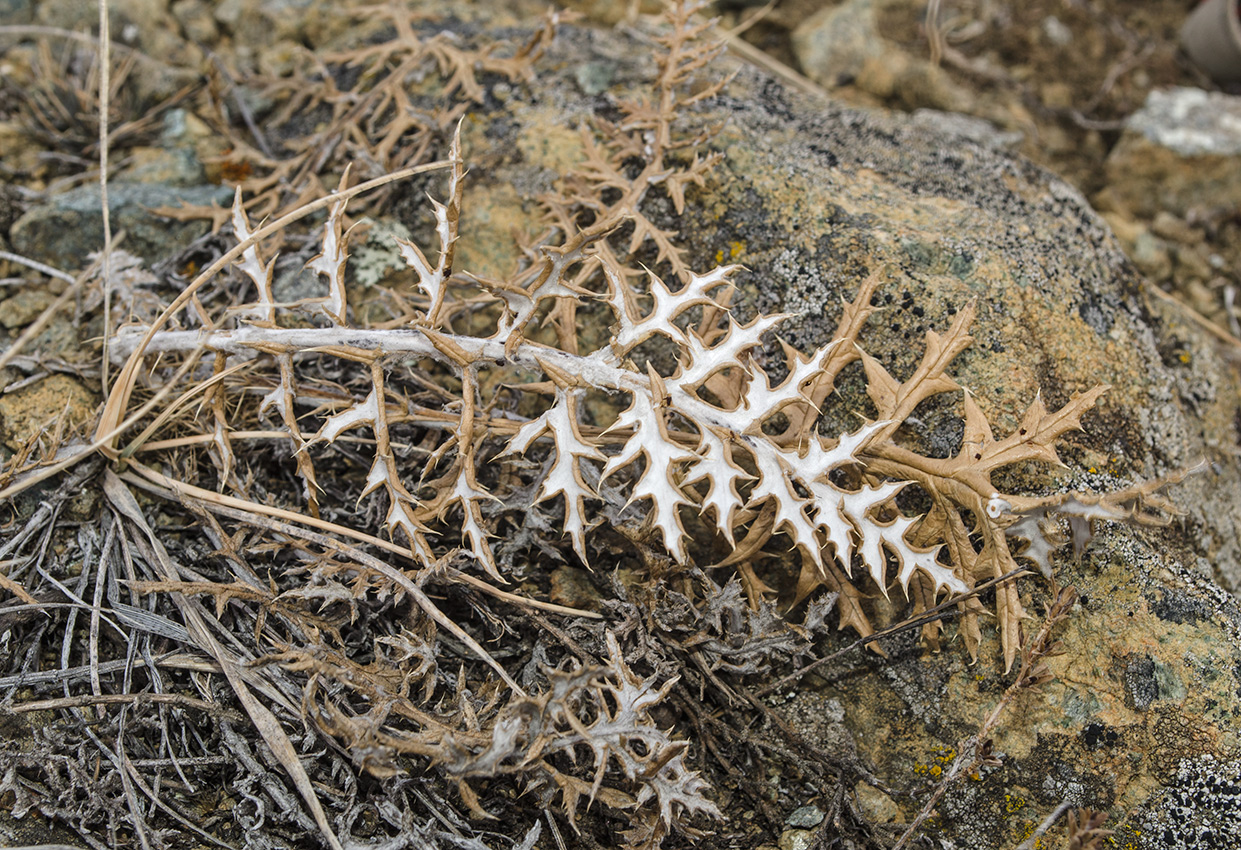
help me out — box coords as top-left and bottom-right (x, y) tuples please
(442, 15), (1241, 847)
(1103, 87), (1241, 218)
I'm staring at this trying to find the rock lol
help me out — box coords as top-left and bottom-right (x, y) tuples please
(1101, 87), (1241, 218)
(777, 828), (814, 850)
(0, 287), (58, 329)
(170, 0), (219, 44)
(785, 804), (825, 828)
(113, 109), (219, 187)
(1130, 229), (1173, 282)
(854, 50), (972, 112)
(791, 0), (884, 87)
(792, 0), (972, 113)
(469, 18), (1241, 848)
(9, 182), (233, 272)
(908, 109), (1023, 150)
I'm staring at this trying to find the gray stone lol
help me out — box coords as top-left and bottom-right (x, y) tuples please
(10, 183), (233, 272)
(1102, 87), (1241, 216)
(785, 804), (825, 828)
(790, 0), (883, 87)
(909, 109), (1024, 150)
(1124, 87), (1241, 156)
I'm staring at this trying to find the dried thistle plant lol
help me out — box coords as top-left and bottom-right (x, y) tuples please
(0, 1), (1181, 847)
(101, 2), (1171, 675)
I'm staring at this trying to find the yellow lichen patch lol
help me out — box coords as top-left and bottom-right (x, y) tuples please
(516, 116), (585, 173)
(0, 374), (98, 451)
(453, 181), (540, 281)
(912, 744), (956, 778)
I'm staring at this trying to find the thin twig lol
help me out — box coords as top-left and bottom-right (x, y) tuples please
(98, 0), (113, 393)
(755, 567), (1028, 698)
(0, 250), (77, 283)
(0, 653), (220, 690)
(1014, 799), (1073, 850)
(891, 585), (1079, 850)
(6, 691), (244, 720)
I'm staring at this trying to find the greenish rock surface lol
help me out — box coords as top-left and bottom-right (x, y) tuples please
(10, 182), (233, 271)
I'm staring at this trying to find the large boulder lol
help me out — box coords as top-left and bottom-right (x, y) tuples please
(449, 12), (1241, 848)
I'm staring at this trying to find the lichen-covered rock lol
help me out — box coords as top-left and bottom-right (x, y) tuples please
(1100, 87), (1241, 218)
(449, 14), (1241, 847)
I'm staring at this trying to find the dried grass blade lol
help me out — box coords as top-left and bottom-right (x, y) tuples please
(0, 568), (38, 605)
(122, 461), (601, 619)
(101, 470), (345, 850)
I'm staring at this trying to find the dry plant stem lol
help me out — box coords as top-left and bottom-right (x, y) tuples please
(0, 653), (221, 690)
(1013, 799), (1073, 850)
(96, 158), (454, 446)
(0, 249), (77, 283)
(120, 461), (599, 619)
(0, 160), (451, 506)
(891, 585), (1079, 850)
(98, 0), (113, 393)
(753, 566), (1029, 698)
(7, 691), (245, 719)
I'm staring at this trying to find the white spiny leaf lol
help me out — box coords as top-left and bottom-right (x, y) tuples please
(364, 453), (393, 497)
(398, 123), (463, 322)
(837, 484), (965, 595)
(397, 228), (445, 305)
(886, 527), (960, 595)
(452, 475), (501, 579)
(386, 497), (425, 546)
(842, 481), (905, 588)
(316, 389), (381, 444)
(602, 391), (697, 561)
(667, 313), (787, 393)
(799, 420), (886, 475)
(230, 189), (276, 324)
(737, 340), (839, 431)
(611, 266), (733, 353)
(600, 389), (660, 479)
(307, 195), (352, 324)
(504, 389), (602, 563)
(749, 445), (823, 567)
(259, 384), (288, 420)
(807, 479), (857, 567)
(684, 427), (749, 545)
